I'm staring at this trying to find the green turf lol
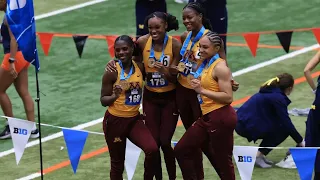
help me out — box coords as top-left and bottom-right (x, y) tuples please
(0, 0), (320, 179)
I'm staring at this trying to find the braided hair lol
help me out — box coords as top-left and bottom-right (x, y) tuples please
(204, 31), (222, 48)
(183, 2), (213, 31)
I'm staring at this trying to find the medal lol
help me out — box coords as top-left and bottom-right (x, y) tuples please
(148, 58), (155, 68)
(177, 62), (186, 72)
(118, 80), (129, 90)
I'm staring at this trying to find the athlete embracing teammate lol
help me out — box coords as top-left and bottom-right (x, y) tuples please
(104, 2), (239, 179)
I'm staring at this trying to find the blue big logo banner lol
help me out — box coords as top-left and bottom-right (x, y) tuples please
(5, 0), (40, 71)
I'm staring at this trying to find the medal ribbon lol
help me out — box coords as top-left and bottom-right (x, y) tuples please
(179, 26), (205, 63)
(149, 33), (169, 63)
(190, 54), (219, 79)
(118, 60), (134, 80)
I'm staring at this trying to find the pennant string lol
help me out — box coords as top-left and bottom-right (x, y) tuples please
(1, 117), (319, 149)
(34, 26), (319, 38)
(0, 116), (104, 135)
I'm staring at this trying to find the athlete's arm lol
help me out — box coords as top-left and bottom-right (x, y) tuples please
(304, 50), (320, 91)
(133, 42), (143, 63)
(4, 18), (18, 60)
(273, 97), (304, 145)
(136, 61), (146, 80)
(218, 39), (239, 91)
(199, 61), (233, 104)
(166, 38), (182, 83)
(134, 35), (148, 63)
(219, 38), (227, 62)
(100, 69), (121, 107)
(172, 38), (182, 67)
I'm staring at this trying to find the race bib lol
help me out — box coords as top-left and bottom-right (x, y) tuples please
(146, 72), (168, 87)
(162, 55), (170, 67)
(125, 88), (142, 105)
(195, 49), (201, 59)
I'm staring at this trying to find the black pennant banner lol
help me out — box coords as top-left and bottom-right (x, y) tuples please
(72, 35), (88, 58)
(276, 31), (293, 53)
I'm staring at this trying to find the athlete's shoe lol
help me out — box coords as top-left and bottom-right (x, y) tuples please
(0, 125), (11, 139)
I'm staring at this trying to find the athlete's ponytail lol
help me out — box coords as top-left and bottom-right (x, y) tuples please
(166, 13), (179, 32)
(260, 73), (294, 92)
(202, 17), (213, 31)
(144, 11), (179, 32)
(183, 2), (213, 31)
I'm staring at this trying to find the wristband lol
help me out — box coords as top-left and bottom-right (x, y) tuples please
(312, 89), (316, 94)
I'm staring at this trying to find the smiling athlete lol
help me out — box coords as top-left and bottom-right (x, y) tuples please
(101, 35), (159, 180)
(106, 12), (182, 180)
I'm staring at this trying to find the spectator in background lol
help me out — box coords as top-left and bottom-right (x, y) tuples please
(189, 0), (228, 54)
(135, 0), (167, 38)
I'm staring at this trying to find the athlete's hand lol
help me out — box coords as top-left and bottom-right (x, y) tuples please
(105, 60), (117, 73)
(168, 65), (179, 76)
(154, 61), (166, 73)
(113, 85), (122, 98)
(9, 63), (17, 79)
(232, 80), (239, 92)
(191, 79), (203, 94)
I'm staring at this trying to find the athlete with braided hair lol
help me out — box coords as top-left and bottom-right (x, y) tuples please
(174, 30), (237, 180)
(175, 2), (238, 131)
(173, 4), (222, 178)
(171, 2), (237, 178)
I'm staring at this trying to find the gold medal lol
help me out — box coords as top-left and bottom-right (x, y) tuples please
(177, 62), (186, 72)
(148, 58), (155, 68)
(118, 80), (129, 90)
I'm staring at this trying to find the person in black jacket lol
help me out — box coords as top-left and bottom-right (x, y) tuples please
(135, 0), (167, 38)
(304, 51), (320, 180)
(188, 0), (228, 54)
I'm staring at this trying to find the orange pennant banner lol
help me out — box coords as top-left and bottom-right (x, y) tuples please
(106, 35), (117, 58)
(243, 33), (260, 57)
(312, 28), (320, 45)
(172, 35), (181, 42)
(38, 33), (54, 56)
